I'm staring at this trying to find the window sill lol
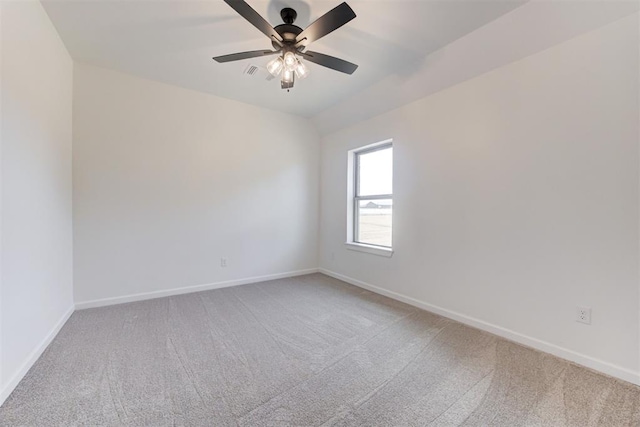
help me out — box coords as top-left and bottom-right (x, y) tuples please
(344, 242), (394, 258)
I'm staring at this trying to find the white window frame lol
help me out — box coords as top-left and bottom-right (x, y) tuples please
(345, 139), (394, 257)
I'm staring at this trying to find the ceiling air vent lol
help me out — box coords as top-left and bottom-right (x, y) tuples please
(244, 65), (259, 76)
(243, 64), (276, 81)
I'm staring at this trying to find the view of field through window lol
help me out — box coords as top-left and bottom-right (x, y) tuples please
(356, 146), (392, 247)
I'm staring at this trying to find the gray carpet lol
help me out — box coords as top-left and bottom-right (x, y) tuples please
(1, 273), (639, 426)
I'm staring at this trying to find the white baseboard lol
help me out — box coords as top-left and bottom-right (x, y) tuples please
(75, 268), (320, 310)
(319, 268), (640, 386)
(0, 305), (75, 407)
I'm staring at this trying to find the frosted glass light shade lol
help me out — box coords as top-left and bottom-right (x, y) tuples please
(282, 68), (294, 83)
(283, 52), (297, 71)
(294, 60), (309, 79)
(266, 57), (284, 76)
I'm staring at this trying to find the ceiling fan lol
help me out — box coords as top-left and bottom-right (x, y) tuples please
(213, 0), (358, 90)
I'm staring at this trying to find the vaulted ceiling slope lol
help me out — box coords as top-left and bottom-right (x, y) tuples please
(41, 0), (525, 117)
(313, 0), (640, 135)
(42, 1), (638, 134)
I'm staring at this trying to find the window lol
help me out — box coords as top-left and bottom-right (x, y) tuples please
(347, 141), (393, 256)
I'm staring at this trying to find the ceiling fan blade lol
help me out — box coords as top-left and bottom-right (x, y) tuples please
(301, 51), (358, 75)
(295, 2), (356, 48)
(223, 0), (283, 43)
(213, 50), (280, 63)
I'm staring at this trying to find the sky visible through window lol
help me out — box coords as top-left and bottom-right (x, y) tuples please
(357, 146), (392, 247)
(359, 147), (392, 197)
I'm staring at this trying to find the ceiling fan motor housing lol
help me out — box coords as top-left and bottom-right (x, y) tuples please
(273, 24), (302, 45)
(273, 8), (303, 48)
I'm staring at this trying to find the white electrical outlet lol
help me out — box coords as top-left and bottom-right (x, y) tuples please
(576, 306), (591, 325)
(220, 258), (227, 268)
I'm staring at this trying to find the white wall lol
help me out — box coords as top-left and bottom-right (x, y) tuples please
(73, 63), (320, 305)
(319, 14), (640, 383)
(0, 0), (74, 402)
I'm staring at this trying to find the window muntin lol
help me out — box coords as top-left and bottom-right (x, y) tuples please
(353, 144), (392, 248)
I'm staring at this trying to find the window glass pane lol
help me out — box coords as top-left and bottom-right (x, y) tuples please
(356, 199), (392, 247)
(358, 147), (392, 196)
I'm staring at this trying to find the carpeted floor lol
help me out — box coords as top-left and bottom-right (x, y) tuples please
(1, 273), (639, 426)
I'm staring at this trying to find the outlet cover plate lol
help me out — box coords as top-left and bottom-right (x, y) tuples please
(576, 306), (591, 325)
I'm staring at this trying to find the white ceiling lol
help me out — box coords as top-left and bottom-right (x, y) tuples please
(42, 0), (526, 118)
(313, 0), (640, 134)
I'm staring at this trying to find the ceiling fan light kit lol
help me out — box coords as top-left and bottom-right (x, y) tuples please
(267, 52), (309, 79)
(213, 0), (358, 90)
